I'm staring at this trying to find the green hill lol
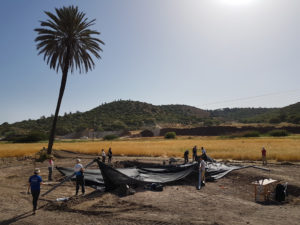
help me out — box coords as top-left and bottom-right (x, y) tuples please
(0, 100), (210, 137)
(209, 107), (279, 123)
(1, 100), (299, 139)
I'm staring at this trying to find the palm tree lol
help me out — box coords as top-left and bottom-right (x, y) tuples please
(35, 6), (104, 155)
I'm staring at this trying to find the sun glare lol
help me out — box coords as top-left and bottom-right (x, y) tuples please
(220, 0), (256, 6)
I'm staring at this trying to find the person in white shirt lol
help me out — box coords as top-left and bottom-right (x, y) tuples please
(74, 159), (85, 195)
(101, 149), (106, 163)
(197, 156), (206, 190)
(48, 156), (54, 181)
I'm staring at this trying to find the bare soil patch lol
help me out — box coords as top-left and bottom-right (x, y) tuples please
(0, 150), (300, 225)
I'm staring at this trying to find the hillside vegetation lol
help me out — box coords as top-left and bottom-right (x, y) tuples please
(1, 100), (300, 140)
(211, 102), (300, 124)
(0, 100), (209, 138)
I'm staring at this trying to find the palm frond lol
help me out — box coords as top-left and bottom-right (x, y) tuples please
(35, 5), (104, 73)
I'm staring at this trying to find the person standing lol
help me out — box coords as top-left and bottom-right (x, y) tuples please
(262, 147), (267, 165)
(201, 146), (207, 161)
(48, 156), (54, 181)
(184, 150), (189, 164)
(192, 145), (197, 161)
(101, 149), (106, 163)
(74, 159), (85, 195)
(28, 168), (43, 214)
(108, 147), (112, 164)
(197, 156), (206, 190)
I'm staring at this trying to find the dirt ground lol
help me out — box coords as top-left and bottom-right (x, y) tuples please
(0, 150), (300, 225)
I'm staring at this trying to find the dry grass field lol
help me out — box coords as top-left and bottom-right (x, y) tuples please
(1, 136), (300, 161)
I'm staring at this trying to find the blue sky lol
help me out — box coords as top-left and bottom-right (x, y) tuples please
(0, 0), (299, 124)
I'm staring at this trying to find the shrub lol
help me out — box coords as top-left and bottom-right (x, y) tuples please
(5, 131), (48, 143)
(35, 148), (49, 162)
(242, 131), (260, 137)
(203, 120), (213, 126)
(269, 129), (289, 137)
(76, 124), (88, 132)
(56, 126), (71, 135)
(111, 120), (128, 130)
(291, 116), (300, 124)
(103, 134), (119, 141)
(269, 117), (281, 124)
(164, 132), (176, 139)
(95, 125), (104, 132)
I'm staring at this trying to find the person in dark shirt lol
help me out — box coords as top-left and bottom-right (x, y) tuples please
(28, 168), (43, 214)
(192, 145), (197, 161)
(108, 147), (112, 164)
(261, 147), (267, 165)
(184, 150), (189, 164)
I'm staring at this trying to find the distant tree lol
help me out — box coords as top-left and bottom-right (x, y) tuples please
(35, 6), (104, 154)
(164, 132), (176, 139)
(111, 120), (128, 130)
(103, 134), (119, 141)
(96, 125), (104, 132)
(269, 129), (289, 137)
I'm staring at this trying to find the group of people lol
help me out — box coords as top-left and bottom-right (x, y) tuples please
(100, 147), (112, 163)
(27, 157), (84, 215)
(184, 145), (268, 190)
(183, 146), (207, 190)
(27, 145), (268, 214)
(184, 145), (206, 164)
(28, 146), (113, 215)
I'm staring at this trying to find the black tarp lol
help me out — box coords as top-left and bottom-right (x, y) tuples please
(56, 162), (197, 189)
(56, 156), (269, 190)
(96, 160), (197, 190)
(56, 167), (104, 186)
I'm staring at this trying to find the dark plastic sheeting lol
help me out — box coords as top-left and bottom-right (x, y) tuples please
(56, 156), (269, 189)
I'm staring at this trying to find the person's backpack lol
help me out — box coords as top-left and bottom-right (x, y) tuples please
(275, 184), (285, 202)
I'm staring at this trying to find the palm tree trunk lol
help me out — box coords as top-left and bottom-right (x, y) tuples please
(47, 51), (70, 155)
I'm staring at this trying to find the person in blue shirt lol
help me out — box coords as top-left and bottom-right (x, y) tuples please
(201, 147), (208, 161)
(28, 168), (43, 214)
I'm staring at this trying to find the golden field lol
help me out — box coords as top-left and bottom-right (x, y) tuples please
(0, 136), (300, 161)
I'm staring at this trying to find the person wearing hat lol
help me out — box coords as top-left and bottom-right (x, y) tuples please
(28, 168), (43, 214)
(48, 155), (54, 181)
(74, 159), (85, 195)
